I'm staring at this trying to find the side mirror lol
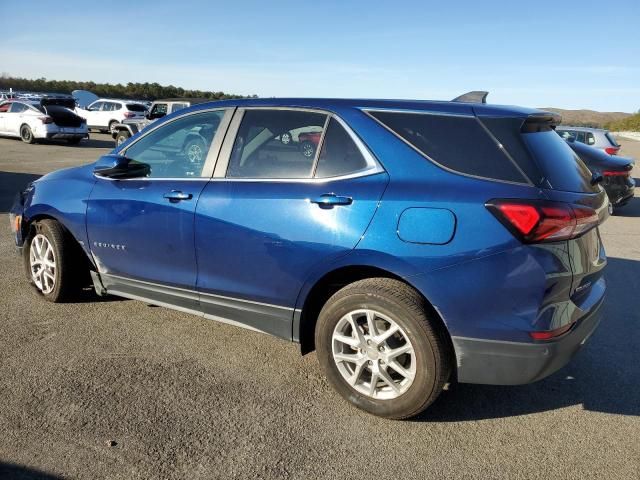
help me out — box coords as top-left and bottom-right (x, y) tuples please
(93, 154), (149, 179)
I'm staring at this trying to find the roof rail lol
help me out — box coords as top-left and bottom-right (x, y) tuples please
(452, 91), (489, 104)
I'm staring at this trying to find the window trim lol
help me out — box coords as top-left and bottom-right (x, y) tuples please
(100, 107), (235, 181)
(363, 108), (533, 187)
(212, 106), (384, 182)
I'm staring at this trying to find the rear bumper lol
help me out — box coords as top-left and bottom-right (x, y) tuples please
(453, 298), (603, 385)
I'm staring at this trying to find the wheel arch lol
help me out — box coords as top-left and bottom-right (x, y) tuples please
(22, 213), (95, 272)
(296, 264), (455, 370)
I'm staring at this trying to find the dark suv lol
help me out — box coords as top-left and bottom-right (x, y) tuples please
(11, 97), (608, 419)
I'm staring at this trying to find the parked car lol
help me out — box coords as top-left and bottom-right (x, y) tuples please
(111, 98), (208, 146)
(75, 99), (147, 133)
(565, 138), (635, 213)
(0, 97), (87, 144)
(556, 126), (621, 155)
(11, 97), (608, 419)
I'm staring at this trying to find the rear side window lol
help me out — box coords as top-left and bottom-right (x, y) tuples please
(521, 131), (598, 193)
(227, 109), (328, 179)
(576, 131), (586, 143)
(369, 111), (527, 183)
(126, 103), (147, 112)
(314, 118), (368, 178)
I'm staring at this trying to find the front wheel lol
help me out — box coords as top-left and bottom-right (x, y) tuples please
(315, 278), (452, 419)
(25, 220), (86, 302)
(20, 124), (35, 144)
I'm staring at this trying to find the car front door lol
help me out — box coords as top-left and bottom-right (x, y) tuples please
(85, 101), (103, 128)
(194, 108), (389, 338)
(86, 108), (233, 309)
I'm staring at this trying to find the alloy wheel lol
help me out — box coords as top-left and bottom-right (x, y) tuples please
(332, 309), (416, 400)
(187, 142), (203, 163)
(30, 234), (56, 294)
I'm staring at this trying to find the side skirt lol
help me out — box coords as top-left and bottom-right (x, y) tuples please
(96, 273), (295, 340)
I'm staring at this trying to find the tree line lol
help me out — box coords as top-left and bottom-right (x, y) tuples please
(606, 112), (640, 132)
(0, 75), (253, 101)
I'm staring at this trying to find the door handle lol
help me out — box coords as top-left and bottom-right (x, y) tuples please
(310, 193), (353, 208)
(163, 190), (193, 202)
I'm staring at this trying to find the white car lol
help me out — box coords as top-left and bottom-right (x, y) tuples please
(75, 99), (147, 133)
(0, 98), (88, 144)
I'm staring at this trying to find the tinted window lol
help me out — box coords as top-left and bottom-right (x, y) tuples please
(586, 132), (596, 145)
(314, 118), (368, 178)
(370, 111), (526, 183)
(576, 131), (586, 143)
(126, 103), (147, 112)
(521, 131), (598, 193)
(89, 102), (103, 111)
(9, 102), (29, 113)
(556, 129), (576, 141)
(124, 110), (225, 178)
(150, 103), (168, 117)
(226, 109), (327, 179)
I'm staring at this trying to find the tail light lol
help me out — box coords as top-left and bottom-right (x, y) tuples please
(123, 112), (135, 118)
(38, 116), (53, 124)
(529, 322), (575, 341)
(486, 199), (600, 243)
(604, 146), (619, 155)
(602, 170), (630, 177)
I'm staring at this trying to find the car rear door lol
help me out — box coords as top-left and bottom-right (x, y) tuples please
(86, 108), (233, 309)
(194, 108), (389, 338)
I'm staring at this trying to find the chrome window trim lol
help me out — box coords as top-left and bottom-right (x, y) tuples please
(363, 108), (533, 187)
(108, 107), (234, 181)
(212, 106), (384, 182)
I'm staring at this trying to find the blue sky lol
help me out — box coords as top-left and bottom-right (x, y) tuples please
(1, 0), (638, 112)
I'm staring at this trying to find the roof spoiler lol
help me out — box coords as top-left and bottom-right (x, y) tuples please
(521, 112), (562, 133)
(452, 91), (489, 104)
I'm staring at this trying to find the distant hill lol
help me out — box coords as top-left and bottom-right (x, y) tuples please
(541, 108), (632, 128)
(605, 112), (640, 132)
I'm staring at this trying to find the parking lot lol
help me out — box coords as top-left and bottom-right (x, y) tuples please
(0, 133), (638, 479)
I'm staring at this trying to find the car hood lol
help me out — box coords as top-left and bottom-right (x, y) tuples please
(35, 163), (97, 183)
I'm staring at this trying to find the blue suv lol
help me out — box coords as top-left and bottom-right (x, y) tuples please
(10, 98), (608, 419)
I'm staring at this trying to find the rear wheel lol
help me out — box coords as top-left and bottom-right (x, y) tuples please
(20, 124), (35, 144)
(24, 220), (87, 302)
(315, 278), (451, 419)
(280, 131), (292, 145)
(108, 120), (118, 134)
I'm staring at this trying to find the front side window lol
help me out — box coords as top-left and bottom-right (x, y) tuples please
(314, 118), (369, 178)
(150, 103), (168, 118)
(89, 101), (103, 111)
(124, 110), (225, 178)
(226, 109), (327, 179)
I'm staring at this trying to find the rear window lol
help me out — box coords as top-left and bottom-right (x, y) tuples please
(521, 131), (598, 193)
(368, 111), (527, 183)
(126, 103), (147, 112)
(605, 132), (619, 147)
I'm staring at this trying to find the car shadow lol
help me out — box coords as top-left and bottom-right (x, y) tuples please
(0, 462), (63, 479)
(36, 137), (114, 149)
(414, 256), (640, 422)
(613, 196), (640, 217)
(0, 171), (42, 213)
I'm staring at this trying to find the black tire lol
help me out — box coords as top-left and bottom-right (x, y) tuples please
(315, 278), (452, 419)
(108, 120), (118, 134)
(300, 140), (315, 158)
(20, 124), (35, 144)
(115, 130), (131, 146)
(23, 219), (88, 303)
(66, 137), (82, 145)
